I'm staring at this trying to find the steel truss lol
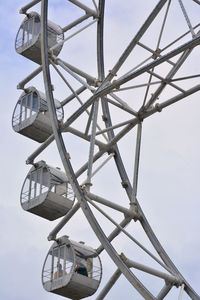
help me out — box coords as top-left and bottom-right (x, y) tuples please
(17, 0), (200, 299)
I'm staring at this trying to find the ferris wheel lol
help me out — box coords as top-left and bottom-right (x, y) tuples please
(13, 0), (200, 299)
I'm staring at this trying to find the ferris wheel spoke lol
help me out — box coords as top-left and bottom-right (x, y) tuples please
(104, 96), (139, 116)
(146, 70), (185, 93)
(52, 18), (98, 53)
(61, 86), (86, 106)
(26, 82), (199, 166)
(40, 3), (162, 295)
(50, 67), (107, 142)
(131, 123), (142, 204)
(68, 0), (98, 18)
(109, 93), (138, 116)
(92, 0), (98, 13)
(155, 0), (171, 50)
(161, 23), (200, 53)
(141, 0), (171, 107)
(104, 0), (168, 83)
(85, 100), (100, 189)
(143, 46), (192, 109)
(85, 196), (178, 274)
(53, 59), (97, 87)
(86, 192), (137, 219)
(95, 117), (136, 137)
(62, 13), (93, 33)
(55, 58), (95, 91)
(113, 80), (162, 92)
(178, 0), (195, 37)
(170, 74), (200, 82)
(14, 0), (200, 298)
(50, 61), (108, 141)
(107, 34), (200, 96)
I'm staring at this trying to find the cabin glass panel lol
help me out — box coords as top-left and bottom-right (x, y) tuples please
(16, 16), (40, 50)
(34, 18), (40, 36)
(49, 171), (69, 198)
(12, 100), (21, 126)
(13, 92), (39, 127)
(74, 251), (101, 281)
(56, 106), (63, 121)
(21, 167), (50, 204)
(43, 244), (73, 284)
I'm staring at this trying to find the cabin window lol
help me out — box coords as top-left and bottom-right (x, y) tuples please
(13, 92), (39, 127)
(43, 244), (73, 283)
(21, 167), (50, 203)
(34, 18), (41, 36)
(12, 100), (21, 126)
(32, 92), (39, 114)
(16, 16), (39, 49)
(74, 253), (101, 281)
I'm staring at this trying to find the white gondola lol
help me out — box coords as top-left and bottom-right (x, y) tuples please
(15, 11), (64, 64)
(12, 87), (63, 142)
(42, 236), (102, 299)
(20, 161), (74, 221)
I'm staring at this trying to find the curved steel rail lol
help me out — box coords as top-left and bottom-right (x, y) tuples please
(41, 0), (157, 299)
(40, 0), (200, 299)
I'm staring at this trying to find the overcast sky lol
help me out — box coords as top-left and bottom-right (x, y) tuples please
(1, 1), (200, 300)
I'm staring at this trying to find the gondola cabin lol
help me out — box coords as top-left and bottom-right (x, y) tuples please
(42, 236), (102, 299)
(20, 161), (74, 220)
(15, 11), (64, 64)
(12, 87), (63, 143)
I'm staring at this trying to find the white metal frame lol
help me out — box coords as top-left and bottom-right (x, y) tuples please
(15, 0), (200, 299)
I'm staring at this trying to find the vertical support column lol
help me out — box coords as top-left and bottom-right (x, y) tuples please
(131, 122), (142, 205)
(85, 99), (100, 191)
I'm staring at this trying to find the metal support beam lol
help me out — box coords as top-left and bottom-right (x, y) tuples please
(48, 202), (80, 241)
(105, 0), (168, 83)
(56, 59), (97, 86)
(17, 66), (42, 90)
(95, 269), (122, 300)
(157, 283), (173, 300)
(111, 36), (200, 92)
(68, 0), (98, 18)
(123, 255), (180, 284)
(20, 0), (41, 14)
(131, 123), (142, 204)
(86, 191), (138, 219)
(85, 99), (99, 189)
(61, 86), (86, 106)
(56, 58), (94, 91)
(62, 13), (92, 33)
(96, 217), (131, 254)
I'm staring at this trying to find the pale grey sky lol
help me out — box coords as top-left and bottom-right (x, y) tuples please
(1, 1), (200, 299)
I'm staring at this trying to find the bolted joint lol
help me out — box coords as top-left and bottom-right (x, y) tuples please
(137, 112), (144, 122)
(155, 103), (162, 112)
(102, 114), (108, 122)
(121, 181), (129, 188)
(109, 69), (117, 77)
(26, 158), (34, 165)
(120, 252), (128, 264)
(47, 234), (56, 241)
(152, 48), (161, 59)
(112, 80), (120, 89)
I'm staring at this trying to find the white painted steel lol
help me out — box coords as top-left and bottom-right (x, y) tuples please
(14, 0), (200, 299)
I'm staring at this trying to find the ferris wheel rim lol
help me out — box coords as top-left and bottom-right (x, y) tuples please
(38, 0), (200, 299)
